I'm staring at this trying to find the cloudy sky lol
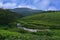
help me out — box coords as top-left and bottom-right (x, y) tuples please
(0, 0), (60, 10)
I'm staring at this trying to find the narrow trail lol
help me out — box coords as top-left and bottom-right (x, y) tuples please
(17, 23), (50, 32)
(18, 27), (50, 32)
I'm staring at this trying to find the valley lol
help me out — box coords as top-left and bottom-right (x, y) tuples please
(0, 8), (60, 40)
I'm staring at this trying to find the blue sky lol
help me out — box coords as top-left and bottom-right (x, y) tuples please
(0, 0), (60, 10)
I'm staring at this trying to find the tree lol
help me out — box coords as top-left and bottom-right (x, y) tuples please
(0, 8), (19, 27)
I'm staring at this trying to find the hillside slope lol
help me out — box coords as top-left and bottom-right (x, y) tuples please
(10, 8), (42, 16)
(0, 8), (60, 40)
(20, 11), (60, 29)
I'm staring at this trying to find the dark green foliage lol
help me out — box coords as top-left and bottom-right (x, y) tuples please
(0, 30), (60, 40)
(0, 8), (60, 40)
(20, 11), (60, 29)
(0, 30), (46, 40)
(0, 9), (19, 27)
(8, 28), (31, 33)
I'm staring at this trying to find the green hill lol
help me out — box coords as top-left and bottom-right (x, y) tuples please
(10, 8), (42, 16)
(0, 9), (60, 40)
(20, 11), (60, 29)
(0, 30), (42, 40)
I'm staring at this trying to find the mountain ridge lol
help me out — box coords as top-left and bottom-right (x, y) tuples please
(10, 8), (43, 16)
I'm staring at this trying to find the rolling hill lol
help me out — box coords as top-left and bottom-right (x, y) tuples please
(0, 8), (60, 40)
(10, 8), (42, 16)
(20, 11), (60, 29)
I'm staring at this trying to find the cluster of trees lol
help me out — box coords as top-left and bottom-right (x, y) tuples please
(0, 8), (20, 27)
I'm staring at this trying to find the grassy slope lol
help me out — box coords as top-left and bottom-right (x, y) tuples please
(20, 11), (60, 29)
(0, 29), (60, 40)
(0, 11), (60, 40)
(0, 30), (41, 40)
(0, 26), (51, 40)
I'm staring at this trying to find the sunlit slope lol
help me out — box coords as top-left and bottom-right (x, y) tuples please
(0, 30), (41, 40)
(20, 11), (60, 29)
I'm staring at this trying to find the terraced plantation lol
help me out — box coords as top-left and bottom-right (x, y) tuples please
(20, 11), (60, 29)
(0, 9), (60, 40)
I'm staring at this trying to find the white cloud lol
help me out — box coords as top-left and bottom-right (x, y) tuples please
(48, 6), (57, 10)
(0, 2), (3, 8)
(1, 0), (59, 10)
(17, 0), (51, 10)
(18, 5), (37, 9)
(0, 0), (17, 9)
(33, 0), (41, 3)
(35, 0), (50, 10)
(0, 0), (51, 10)
(2, 3), (17, 9)
(51, 0), (60, 5)
(10, 0), (18, 3)
(0, 0), (3, 8)
(0, 0), (3, 2)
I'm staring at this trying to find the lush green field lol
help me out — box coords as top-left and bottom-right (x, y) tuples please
(0, 30), (42, 40)
(0, 28), (60, 40)
(20, 11), (60, 29)
(0, 8), (60, 40)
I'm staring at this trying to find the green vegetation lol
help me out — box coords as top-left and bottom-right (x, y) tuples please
(20, 11), (60, 29)
(0, 8), (20, 27)
(0, 29), (60, 40)
(0, 30), (41, 40)
(0, 8), (60, 40)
